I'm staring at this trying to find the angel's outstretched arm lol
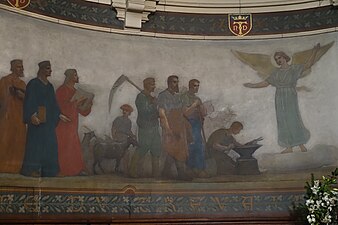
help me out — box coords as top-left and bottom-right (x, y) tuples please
(243, 81), (270, 88)
(302, 43), (321, 73)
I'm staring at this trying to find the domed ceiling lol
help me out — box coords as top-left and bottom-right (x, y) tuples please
(0, 0), (337, 39)
(155, 0), (331, 12)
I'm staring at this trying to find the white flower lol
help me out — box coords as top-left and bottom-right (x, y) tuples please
(321, 213), (332, 223)
(314, 180), (320, 187)
(307, 214), (316, 224)
(304, 171), (338, 225)
(310, 187), (318, 194)
(306, 199), (314, 206)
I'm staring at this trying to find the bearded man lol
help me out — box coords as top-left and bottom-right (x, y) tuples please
(0, 59), (26, 173)
(158, 75), (191, 180)
(56, 69), (92, 176)
(21, 61), (70, 177)
(129, 77), (161, 178)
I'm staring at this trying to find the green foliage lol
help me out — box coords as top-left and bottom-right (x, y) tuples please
(295, 168), (338, 225)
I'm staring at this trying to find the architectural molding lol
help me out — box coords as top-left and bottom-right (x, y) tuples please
(0, 0), (337, 39)
(154, 0), (331, 13)
(142, 6), (338, 36)
(112, 0), (157, 29)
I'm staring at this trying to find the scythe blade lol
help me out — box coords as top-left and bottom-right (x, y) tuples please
(108, 74), (128, 112)
(108, 74), (143, 112)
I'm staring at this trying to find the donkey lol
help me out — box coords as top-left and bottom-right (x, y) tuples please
(92, 135), (138, 174)
(81, 131), (96, 150)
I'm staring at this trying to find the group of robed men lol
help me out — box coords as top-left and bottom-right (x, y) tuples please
(125, 76), (209, 180)
(0, 59), (246, 179)
(122, 76), (246, 180)
(0, 60), (92, 177)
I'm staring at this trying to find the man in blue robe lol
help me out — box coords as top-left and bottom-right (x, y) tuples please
(181, 79), (209, 178)
(21, 61), (70, 177)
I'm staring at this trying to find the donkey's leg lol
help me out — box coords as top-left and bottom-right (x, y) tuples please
(98, 161), (105, 174)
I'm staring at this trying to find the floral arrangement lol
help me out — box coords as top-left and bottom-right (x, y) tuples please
(300, 168), (338, 225)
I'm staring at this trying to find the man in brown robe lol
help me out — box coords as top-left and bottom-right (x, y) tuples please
(0, 59), (26, 173)
(158, 75), (191, 180)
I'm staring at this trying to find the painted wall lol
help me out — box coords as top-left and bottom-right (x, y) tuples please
(1, 9), (338, 175)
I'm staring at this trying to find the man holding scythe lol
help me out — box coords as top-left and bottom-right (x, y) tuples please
(129, 77), (161, 178)
(109, 75), (161, 178)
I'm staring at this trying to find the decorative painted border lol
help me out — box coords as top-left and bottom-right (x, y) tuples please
(142, 6), (338, 36)
(0, 0), (124, 29)
(0, 1), (338, 39)
(0, 186), (304, 220)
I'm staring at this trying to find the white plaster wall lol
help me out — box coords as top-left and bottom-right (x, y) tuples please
(1, 10), (338, 171)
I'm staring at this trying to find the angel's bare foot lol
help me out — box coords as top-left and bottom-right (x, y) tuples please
(299, 145), (307, 152)
(281, 147), (293, 154)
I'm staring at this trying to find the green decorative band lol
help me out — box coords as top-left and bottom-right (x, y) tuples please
(142, 6), (338, 36)
(1, 1), (337, 36)
(0, 189), (304, 218)
(0, 0), (124, 29)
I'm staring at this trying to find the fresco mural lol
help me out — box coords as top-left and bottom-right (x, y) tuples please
(236, 42), (334, 154)
(0, 44), (335, 182)
(0, 8), (338, 191)
(55, 68), (93, 177)
(0, 59), (26, 174)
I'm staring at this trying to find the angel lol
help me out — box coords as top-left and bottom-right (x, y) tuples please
(233, 42), (334, 154)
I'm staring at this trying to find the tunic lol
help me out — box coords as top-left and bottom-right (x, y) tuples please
(111, 116), (132, 142)
(181, 92), (205, 169)
(21, 78), (60, 177)
(266, 64), (310, 147)
(207, 128), (236, 175)
(135, 91), (161, 157)
(158, 89), (189, 161)
(0, 75), (26, 173)
(56, 85), (91, 176)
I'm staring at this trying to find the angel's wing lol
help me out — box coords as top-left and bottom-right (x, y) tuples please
(231, 50), (276, 80)
(293, 41), (334, 65)
(292, 41), (334, 77)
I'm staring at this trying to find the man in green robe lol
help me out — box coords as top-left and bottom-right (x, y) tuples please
(129, 77), (161, 178)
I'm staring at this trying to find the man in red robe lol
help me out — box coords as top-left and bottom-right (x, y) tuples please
(0, 59), (26, 173)
(56, 69), (93, 176)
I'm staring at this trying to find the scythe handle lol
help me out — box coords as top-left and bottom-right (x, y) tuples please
(126, 77), (142, 92)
